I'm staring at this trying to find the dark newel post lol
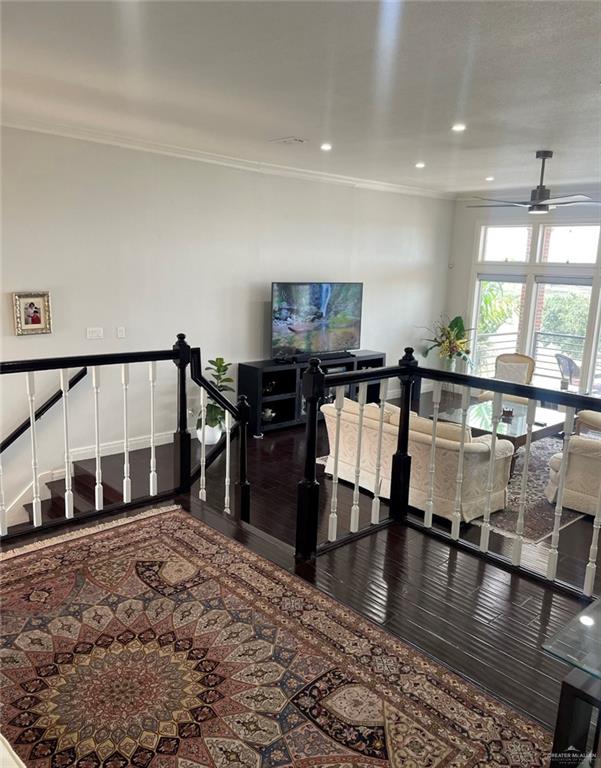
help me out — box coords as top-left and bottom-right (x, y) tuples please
(296, 358), (326, 561)
(389, 347), (418, 522)
(236, 394), (251, 523)
(173, 333), (192, 494)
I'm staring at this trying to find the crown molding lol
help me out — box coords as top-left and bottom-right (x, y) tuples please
(2, 117), (453, 200)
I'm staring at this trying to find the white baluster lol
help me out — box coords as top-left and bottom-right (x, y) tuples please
(224, 410), (231, 515)
(328, 386), (345, 541)
(198, 388), (207, 501)
(59, 369), (74, 519)
(0, 456), (7, 536)
(350, 383), (367, 533)
(547, 408), (575, 581)
(583, 481), (601, 597)
(91, 366), (103, 511)
(424, 381), (442, 528)
(371, 379), (389, 526)
(479, 391), (502, 552)
(452, 386), (471, 540)
(512, 399), (536, 567)
(26, 372), (42, 527)
(148, 362), (158, 496)
(122, 364), (131, 503)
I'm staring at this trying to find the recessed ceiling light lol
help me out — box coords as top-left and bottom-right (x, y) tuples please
(452, 123), (467, 132)
(320, 142), (332, 152)
(485, 176), (495, 182)
(580, 615), (595, 627)
(415, 162), (426, 169)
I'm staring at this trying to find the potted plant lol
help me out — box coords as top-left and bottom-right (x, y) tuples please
(197, 357), (234, 445)
(423, 315), (471, 372)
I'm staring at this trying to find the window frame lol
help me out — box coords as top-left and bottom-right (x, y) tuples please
(478, 224), (533, 265)
(468, 217), (601, 393)
(537, 223), (601, 266)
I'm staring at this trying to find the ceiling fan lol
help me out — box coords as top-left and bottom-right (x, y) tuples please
(468, 150), (600, 214)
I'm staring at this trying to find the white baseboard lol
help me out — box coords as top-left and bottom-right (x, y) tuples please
(6, 430), (173, 523)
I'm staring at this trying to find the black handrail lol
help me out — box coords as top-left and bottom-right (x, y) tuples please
(189, 348), (240, 418)
(1, 367), (88, 455)
(295, 347), (601, 571)
(0, 348), (177, 375)
(0, 333), (253, 540)
(323, 360), (601, 412)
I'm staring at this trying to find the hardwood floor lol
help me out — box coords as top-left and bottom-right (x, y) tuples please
(5, 420), (594, 730)
(195, 422), (594, 728)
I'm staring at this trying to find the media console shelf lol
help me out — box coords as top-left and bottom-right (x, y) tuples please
(238, 350), (386, 436)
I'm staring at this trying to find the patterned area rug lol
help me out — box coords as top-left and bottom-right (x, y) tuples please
(0, 506), (550, 767)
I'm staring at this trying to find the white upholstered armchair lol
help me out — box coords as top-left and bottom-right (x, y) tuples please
(545, 435), (601, 516)
(320, 399), (514, 523)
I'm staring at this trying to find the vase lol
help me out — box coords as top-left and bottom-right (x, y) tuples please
(442, 357), (456, 373)
(197, 425), (222, 446)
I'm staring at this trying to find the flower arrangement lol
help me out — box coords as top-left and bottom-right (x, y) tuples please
(424, 316), (471, 362)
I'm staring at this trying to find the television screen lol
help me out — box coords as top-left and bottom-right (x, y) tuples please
(271, 282), (363, 358)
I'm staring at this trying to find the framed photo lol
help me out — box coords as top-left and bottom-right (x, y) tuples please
(13, 291), (52, 336)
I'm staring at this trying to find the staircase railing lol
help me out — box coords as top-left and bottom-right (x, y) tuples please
(190, 346), (250, 522)
(0, 333), (251, 539)
(296, 348), (601, 599)
(0, 367), (88, 455)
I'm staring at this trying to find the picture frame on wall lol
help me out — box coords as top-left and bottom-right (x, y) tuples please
(13, 291), (52, 336)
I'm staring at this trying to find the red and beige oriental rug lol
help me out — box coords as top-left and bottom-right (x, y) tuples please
(0, 506), (550, 767)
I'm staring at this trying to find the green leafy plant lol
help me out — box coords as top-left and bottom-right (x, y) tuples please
(477, 281), (519, 335)
(424, 315), (471, 362)
(198, 357), (234, 429)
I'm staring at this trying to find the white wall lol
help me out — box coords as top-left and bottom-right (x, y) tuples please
(1, 127), (453, 518)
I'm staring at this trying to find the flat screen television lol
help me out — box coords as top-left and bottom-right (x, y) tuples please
(271, 282), (363, 358)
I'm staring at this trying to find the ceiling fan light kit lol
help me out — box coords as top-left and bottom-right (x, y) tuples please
(467, 149), (599, 213)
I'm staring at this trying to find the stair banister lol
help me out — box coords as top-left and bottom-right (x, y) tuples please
(389, 347), (418, 524)
(189, 347), (252, 523)
(295, 358), (325, 561)
(0, 367), (87, 455)
(173, 334), (192, 495)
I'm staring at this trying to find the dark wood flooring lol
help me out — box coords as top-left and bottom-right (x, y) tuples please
(5, 421), (595, 731)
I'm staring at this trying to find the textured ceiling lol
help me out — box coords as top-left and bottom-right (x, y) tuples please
(2, 1), (600, 193)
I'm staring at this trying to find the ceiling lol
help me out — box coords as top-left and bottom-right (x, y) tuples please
(2, 1), (600, 194)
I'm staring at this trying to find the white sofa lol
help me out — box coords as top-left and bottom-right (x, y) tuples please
(545, 435), (601, 516)
(320, 398), (514, 523)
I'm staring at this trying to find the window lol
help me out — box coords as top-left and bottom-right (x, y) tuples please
(471, 222), (601, 393)
(480, 226), (531, 263)
(473, 278), (526, 377)
(530, 280), (593, 389)
(539, 225), (600, 264)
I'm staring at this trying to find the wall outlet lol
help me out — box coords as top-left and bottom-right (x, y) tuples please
(116, 326), (126, 339)
(86, 327), (104, 340)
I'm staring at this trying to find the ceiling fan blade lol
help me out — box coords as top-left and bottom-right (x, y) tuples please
(466, 204), (522, 208)
(549, 200), (601, 207)
(471, 197), (530, 207)
(545, 194), (592, 204)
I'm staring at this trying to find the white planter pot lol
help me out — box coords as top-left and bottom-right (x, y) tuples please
(197, 425), (222, 445)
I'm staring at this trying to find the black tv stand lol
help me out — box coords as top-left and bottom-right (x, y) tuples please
(238, 350), (386, 437)
(304, 350), (356, 363)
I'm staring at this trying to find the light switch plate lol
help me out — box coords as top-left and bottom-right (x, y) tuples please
(116, 326), (126, 339)
(86, 327), (104, 340)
